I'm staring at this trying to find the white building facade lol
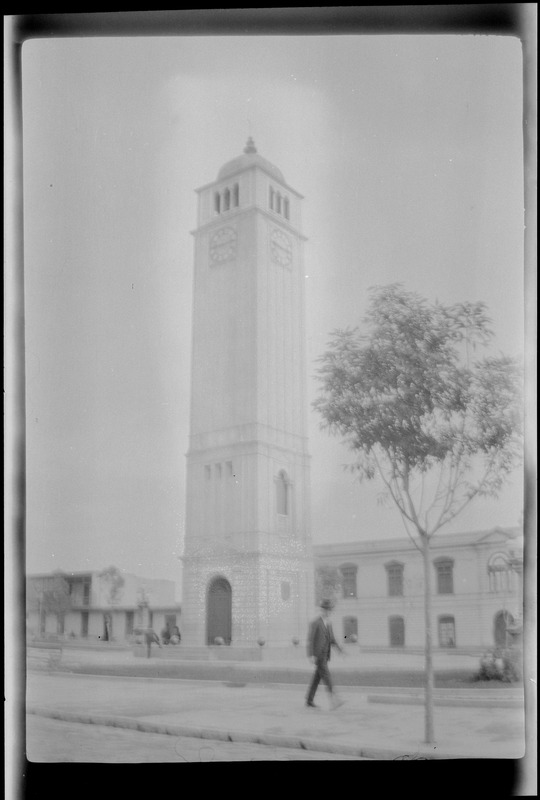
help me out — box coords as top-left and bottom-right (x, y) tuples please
(181, 139), (315, 647)
(26, 570), (181, 643)
(314, 527), (523, 651)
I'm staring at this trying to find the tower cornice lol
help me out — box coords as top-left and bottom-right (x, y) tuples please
(190, 204), (308, 241)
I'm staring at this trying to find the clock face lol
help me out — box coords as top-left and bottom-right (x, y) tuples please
(270, 228), (292, 267)
(209, 226), (236, 264)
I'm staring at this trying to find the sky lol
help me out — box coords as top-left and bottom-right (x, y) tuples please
(19, 32), (526, 597)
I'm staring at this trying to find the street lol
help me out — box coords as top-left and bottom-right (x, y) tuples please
(26, 715), (365, 762)
(22, 669), (526, 762)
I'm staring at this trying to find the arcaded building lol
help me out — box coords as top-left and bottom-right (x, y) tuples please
(26, 570), (180, 642)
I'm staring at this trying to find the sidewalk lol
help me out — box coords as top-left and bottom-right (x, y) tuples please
(26, 651), (527, 761)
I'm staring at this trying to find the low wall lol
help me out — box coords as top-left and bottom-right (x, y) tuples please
(27, 643), (63, 671)
(133, 645), (265, 661)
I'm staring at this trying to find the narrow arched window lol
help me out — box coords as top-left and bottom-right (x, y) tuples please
(276, 192), (282, 214)
(223, 188), (230, 211)
(214, 192), (221, 214)
(488, 553), (512, 593)
(283, 197), (290, 220)
(269, 187), (275, 210)
(276, 470), (288, 515)
(233, 183), (239, 207)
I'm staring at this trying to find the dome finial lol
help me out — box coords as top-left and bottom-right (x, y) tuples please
(244, 136), (257, 154)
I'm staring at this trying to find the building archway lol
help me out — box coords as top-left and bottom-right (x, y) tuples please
(494, 610), (513, 648)
(206, 576), (232, 645)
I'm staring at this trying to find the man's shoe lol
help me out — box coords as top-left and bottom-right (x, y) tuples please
(305, 701), (318, 708)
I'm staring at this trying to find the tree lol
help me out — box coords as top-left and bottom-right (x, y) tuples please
(98, 566), (125, 641)
(27, 572), (72, 637)
(313, 284), (523, 744)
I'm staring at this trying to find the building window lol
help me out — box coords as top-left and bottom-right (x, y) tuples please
(276, 470), (289, 515)
(214, 192), (221, 214)
(340, 564), (357, 599)
(389, 616), (405, 647)
(82, 580), (90, 606)
(488, 553), (513, 593)
(438, 615), (456, 647)
(223, 187), (230, 211)
(226, 460), (233, 477)
(233, 183), (239, 207)
(205, 465), (212, 480)
(269, 185), (290, 219)
(494, 610), (513, 648)
(125, 611), (134, 636)
(385, 561), (404, 596)
(434, 558), (454, 594)
(343, 616), (358, 642)
(215, 463), (222, 479)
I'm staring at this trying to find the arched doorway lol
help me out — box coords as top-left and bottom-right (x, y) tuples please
(206, 576), (232, 645)
(494, 610), (514, 648)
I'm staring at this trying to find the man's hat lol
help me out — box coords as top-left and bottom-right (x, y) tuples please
(320, 599), (334, 610)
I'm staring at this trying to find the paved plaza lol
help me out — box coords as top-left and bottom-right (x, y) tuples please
(24, 645), (529, 762)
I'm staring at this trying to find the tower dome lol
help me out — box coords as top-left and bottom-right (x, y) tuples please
(217, 138), (285, 184)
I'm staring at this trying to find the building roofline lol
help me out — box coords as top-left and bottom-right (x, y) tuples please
(313, 526), (522, 556)
(26, 570), (177, 584)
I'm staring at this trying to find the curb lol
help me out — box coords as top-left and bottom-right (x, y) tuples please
(367, 694), (524, 709)
(51, 661), (480, 687)
(26, 706), (466, 761)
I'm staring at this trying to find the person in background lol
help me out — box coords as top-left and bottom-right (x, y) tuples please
(161, 626), (171, 645)
(144, 628), (162, 658)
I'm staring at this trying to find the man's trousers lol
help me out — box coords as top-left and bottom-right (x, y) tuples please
(306, 657), (333, 703)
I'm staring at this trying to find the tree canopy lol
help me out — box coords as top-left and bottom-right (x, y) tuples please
(27, 572), (72, 618)
(98, 565), (125, 606)
(313, 284), (523, 539)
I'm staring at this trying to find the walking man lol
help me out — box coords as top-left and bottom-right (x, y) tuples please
(305, 599), (345, 709)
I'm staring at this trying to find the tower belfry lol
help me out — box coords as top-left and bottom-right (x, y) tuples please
(181, 140), (314, 647)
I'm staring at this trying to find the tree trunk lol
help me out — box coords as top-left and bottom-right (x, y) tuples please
(422, 534), (435, 744)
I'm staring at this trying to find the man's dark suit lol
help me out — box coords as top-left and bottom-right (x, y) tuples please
(306, 615), (342, 704)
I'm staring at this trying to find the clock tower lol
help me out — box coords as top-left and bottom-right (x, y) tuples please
(181, 139), (314, 648)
